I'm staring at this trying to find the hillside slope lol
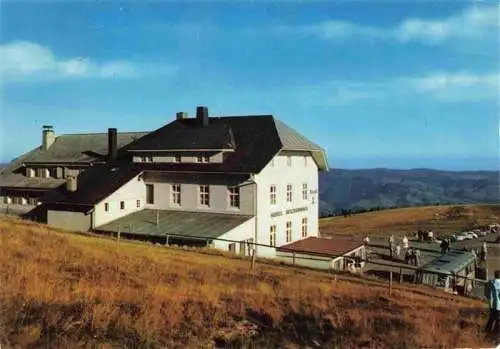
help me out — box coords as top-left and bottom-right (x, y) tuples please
(0, 217), (493, 348)
(320, 204), (500, 237)
(319, 168), (499, 215)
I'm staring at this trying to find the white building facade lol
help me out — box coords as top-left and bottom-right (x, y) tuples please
(39, 106), (328, 257)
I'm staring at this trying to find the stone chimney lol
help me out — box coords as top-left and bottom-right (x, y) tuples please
(107, 128), (118, 161)
(176, 112), (188, 120)
(196, 106), (209, 127)
(42, 125), (55, 150)
(66, 175), (77, 192)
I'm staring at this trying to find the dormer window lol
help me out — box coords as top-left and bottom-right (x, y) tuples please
(26, 168), (35, 178)
(141, 156), (153, 163)
(48, 168), (57, 178)
(197, 154), (210, 163)
(173, 154), (181, 163)
(36, 168), (47, 178)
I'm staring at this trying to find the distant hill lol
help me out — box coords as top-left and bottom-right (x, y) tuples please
(319, 168), (499, 216)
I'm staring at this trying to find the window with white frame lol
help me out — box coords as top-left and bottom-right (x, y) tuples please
(286, 184), (293, 203)
(171, 184), (181, 205)
(302, 183), (308, 200)
(199, 185), (210, 207)
(270, 225), (276, 247)
(104, 203), (109, 212)
(228, 187), (240, 208)
(136, 200), (141, 208)
(173, 154), (182, 163)
(120, 201), (125, 210)
(301, 217), (308, 238)
(270, 185), (276, 205)
(287, 156), (292, 167)
(286, 221), (292, 242)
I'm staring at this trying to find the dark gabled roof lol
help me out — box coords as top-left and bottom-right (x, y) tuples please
(43, 162), (140, 206)
(20, 132), (149, 163)
(0, 131), (148, 189)
(277, 237), (364, 257)
(125, 119), (236, 151)
(95, 209), (253, 239)
(125, 115), (327, 173)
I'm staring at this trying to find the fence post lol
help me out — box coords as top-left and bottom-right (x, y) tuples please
(250, 248), (256, 274)
(389, 271), (393, 296)
(117, 225), (121, 244)
(399, 268), (403, 283)
(165, 234), (169, 246)
(292, 252), (296, 266)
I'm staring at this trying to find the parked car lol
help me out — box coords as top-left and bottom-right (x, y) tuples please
(466, 232), (478, 239)
(455, 232), (468, 241)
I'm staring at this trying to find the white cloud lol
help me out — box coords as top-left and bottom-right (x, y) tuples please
(407, 71), (499, 101)
(278, 4), (499, 44)
(395, 5), (499, 44)
(295, 71), (499, 106)
(0, 41), (177, 83)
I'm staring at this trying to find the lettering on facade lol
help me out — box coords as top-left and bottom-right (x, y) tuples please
(309, 189), (318, 194)
(271, 206), (308, 217)
(285, 206), (308, 215)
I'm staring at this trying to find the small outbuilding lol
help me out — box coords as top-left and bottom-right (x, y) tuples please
(414, 250), (476, 295)
(276, 236), (366, 272)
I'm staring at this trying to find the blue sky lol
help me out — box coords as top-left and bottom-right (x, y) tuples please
(1, 1), (498, 170)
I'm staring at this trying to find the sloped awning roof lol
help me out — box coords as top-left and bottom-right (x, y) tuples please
(277, 236), (363, 257)
(95, 209), (253, 240)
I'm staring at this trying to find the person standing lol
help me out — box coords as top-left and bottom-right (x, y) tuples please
(363, 236), (370, 246)
(402, 235), (409, 255)
(415, 249), (421, 267)
(389, 235), (395, 259)
(485, 271), (500, 336)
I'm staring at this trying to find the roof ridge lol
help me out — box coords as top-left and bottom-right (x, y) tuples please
(58, 131), (150, 136)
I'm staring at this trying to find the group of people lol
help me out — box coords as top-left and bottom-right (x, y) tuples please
(404, 248), (421, 266)
(387, 235), (421, 265)
(416, 230), (434, 242)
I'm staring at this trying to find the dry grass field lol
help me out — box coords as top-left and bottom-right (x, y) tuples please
(320, 204), (500, 237)
(0, 216), (494, 348)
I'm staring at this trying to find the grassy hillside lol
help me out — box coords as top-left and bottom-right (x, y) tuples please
(320, 204), (500, 237)
(319, 168), (499, 214)
(0, 217), (494, 348)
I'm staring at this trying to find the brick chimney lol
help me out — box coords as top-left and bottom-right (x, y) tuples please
(42, 125), (55, 150)
(196, 106), (209, 127)
(107, 128), (118, 161)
